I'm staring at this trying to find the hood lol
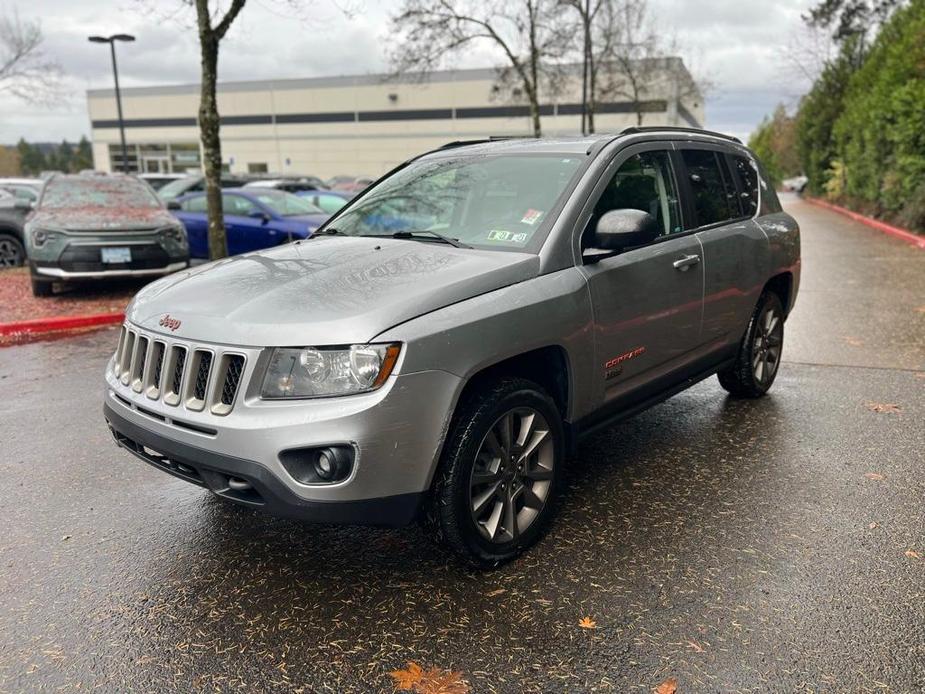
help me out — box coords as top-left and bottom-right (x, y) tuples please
(128, 236), (540, 346)
(32, 206), (176, 232)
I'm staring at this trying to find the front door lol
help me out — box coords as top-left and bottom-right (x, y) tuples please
(580, 147), (705, 405)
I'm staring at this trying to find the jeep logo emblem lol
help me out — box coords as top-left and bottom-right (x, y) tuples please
(159, 314), (182, 332)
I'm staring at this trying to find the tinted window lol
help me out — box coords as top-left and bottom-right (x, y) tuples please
(681, 149), (738, 227)
(221, 194), (258, 216)
(182, 195), (208, 213)
(756, 161), (783, 215)
(732, 155), (759, 216)
(311, 194), (348, 214)
(590, 150), (682, 238)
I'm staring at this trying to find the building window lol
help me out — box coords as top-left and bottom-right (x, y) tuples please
(247, 162), (269, 174)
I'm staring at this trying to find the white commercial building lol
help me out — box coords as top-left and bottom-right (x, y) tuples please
(87, 59), (703, 179)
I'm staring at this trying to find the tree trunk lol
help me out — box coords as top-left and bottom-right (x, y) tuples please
(195, 2), (228, 260)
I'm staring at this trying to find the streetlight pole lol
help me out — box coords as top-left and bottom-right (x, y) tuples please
(88, 34), (135, 173)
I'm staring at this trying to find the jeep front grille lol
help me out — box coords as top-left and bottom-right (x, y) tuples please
(112, 325), (247, 416)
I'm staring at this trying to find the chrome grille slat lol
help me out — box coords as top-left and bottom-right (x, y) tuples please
(110, 325), (246, 417)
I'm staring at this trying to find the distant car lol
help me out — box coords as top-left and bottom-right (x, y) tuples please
(295, 189), (351, 214)
(25, 174), (189, 296)
(170, 188), (329, 258)
(158, 173), (253, 201)
(782, 175), (808, 193)
(327, 175), (375, 196)
(139, 173), (184, 191)
(244, 176), (326, 193)
(0, 191), (32, 268)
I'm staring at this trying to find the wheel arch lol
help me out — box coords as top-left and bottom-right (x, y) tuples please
(763, 272), (794, 316)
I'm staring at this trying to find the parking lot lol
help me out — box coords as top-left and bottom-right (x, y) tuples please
(0, 195), (923, 692)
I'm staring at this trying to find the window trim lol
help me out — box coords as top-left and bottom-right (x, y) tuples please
(674, 144), (755, 233)
(575, 142), (696, 264)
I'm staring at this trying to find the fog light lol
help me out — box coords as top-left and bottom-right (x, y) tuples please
(279, 445), (354, 484)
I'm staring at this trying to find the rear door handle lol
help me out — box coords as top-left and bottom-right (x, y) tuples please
(673, 254), (701, 271)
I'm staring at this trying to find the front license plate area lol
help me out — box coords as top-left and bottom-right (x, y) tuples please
(101, 247), (132, 263)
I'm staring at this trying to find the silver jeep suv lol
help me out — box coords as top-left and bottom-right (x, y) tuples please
(104, 128), (800, 567)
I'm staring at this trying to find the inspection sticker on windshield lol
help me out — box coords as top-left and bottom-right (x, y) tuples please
(487, 229), (532, 244)
(521, 209), (544, 225)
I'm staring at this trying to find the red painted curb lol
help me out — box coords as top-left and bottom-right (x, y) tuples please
(805, 196), (925, 249)
(0, 312), (124, 337)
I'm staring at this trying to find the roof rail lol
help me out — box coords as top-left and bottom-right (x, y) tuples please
(620, 126), (742, 144)
(437, 135), (535, 151)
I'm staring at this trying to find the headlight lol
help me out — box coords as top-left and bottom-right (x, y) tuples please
(161, 224), (187, 244)
(261, 344), (401, 398)
(31, 229), (59, 247)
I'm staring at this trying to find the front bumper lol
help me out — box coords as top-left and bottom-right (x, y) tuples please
(104, 401), (422, 526)
(103, 337), (463, 524)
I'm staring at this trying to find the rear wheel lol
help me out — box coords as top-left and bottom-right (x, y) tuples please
(0, 235), (25, 268)
(718, 291), (784, 398)
(424, 377), (564, 568)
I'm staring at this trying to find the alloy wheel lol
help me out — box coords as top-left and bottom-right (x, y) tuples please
(752, 304), (783, 385)
(0, 238), (23, 267)
(469, 407), (555, 544)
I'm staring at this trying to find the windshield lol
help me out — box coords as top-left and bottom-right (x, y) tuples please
(251, 190), (323, 216)
(41, 177), (161, 209)
(324, 154), (584, 251)
(157, 177), (199, 200)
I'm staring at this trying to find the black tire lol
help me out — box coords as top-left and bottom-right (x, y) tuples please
(30, 276), (54, 297)
(0, 234), (25, 268)
(718, 291), (785, 398)
(424, 377), (565, 568)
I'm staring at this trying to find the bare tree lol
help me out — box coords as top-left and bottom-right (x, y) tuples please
(560, 0), (604, 134)
(0, 10), (61, 103)
(191, 0), (247, 261)
(389, 0), (572, 137)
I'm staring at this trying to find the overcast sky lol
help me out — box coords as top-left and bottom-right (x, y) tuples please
(1, 0), (818, 145)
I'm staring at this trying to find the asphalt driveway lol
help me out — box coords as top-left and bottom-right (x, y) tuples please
(0, 195), (922, 693)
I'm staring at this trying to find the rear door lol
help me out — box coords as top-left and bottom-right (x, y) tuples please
(678, 146), (769, 351)
(580, 145), (705, 407)
(222, 194), (278, 255)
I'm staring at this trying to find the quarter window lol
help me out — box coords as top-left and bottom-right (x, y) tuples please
(681, 149), (738, 227)
(732, 155), (759, 216)
(589, 150), (683, 240)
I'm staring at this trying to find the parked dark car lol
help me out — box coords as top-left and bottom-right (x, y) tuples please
(0, 195), (31, 268)
(170, 188), (329, 258)
(158, 174), (253, 201)
(25, 174), (189, 296)
(244, 176), (326, 193)
(296, 189), (352, 214)
(327, 175), (374, 196)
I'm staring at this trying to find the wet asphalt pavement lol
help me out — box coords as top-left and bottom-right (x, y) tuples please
(1, 195), (923, 693)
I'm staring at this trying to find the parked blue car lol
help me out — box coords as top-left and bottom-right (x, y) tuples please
(295, 189), (352, 215)
(170, 188), (329, 258)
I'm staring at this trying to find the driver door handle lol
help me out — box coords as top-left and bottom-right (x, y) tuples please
(673, 254), (701, 271)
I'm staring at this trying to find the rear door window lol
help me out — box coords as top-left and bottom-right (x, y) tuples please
(182, 195), (208, 213)
(681, 149), (739, 228)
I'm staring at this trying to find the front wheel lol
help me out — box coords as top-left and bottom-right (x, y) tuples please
(718, 291), (785, 398)
(0, 235), (25, 268)
(30, 275), (54, 297)
(424, 378), (564, 568)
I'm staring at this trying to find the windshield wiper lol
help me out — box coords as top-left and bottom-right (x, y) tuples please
(386, 230), (471, 249)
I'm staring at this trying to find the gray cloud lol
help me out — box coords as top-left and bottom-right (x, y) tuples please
(2, 0), (817, 144)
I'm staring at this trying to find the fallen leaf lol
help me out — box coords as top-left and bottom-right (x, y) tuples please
(869, 522), (878, 529)
(686, 639), (705, 653)
(415, 669), (469, 694)
(915, 306), (925, 314)
(905, 550), (922, 560)
(842, 335), (864, 346)
(389, 662), (469, 694)
(864, 472), (885, 481)
(655, 676), (679, 694)
(866, 402), (902, 414)
(61, 535), (71, 541)
(390, 662), (424, 691)
(578, 616), (597, 629)
(485, 588), (506, 597)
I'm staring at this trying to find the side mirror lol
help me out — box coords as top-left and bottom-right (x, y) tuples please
(590, 209), (659, 252)
(166, 200), (182, 211)
(249, 210), (270, 223)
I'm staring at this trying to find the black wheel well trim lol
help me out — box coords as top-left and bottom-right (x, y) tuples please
(763, 272), (793, 316)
